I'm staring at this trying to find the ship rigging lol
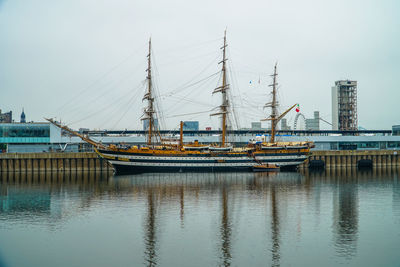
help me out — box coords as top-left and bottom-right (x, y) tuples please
(47, 32), (313, 174)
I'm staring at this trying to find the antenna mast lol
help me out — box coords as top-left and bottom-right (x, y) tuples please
(211, 30), (229, 147)
(142, 38), (155, 146)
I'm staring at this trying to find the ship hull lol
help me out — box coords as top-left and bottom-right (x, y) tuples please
(113, 164), (254, 174)
(97, 149), (309, 174)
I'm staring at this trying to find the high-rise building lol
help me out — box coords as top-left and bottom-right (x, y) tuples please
(0, 109), (12, 123)
(331, 80), (357, 131)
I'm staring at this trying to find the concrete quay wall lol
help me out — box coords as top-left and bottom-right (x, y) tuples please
(0, 152), (113, 173)
(1, 150), (399, 172)
(301, 150), (400, 169)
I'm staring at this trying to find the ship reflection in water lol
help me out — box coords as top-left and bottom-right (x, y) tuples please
(0, 168), (400, 267)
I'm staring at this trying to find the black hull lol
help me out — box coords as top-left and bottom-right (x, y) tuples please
(112, 164), (300, 175)
(96, 148), (308, 175)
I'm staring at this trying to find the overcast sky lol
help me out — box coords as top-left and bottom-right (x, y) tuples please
(1, 0), (399, 130)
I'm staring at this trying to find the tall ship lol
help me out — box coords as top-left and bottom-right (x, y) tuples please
(47, 32), (313, 174)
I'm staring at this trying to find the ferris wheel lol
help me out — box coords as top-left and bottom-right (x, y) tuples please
(293, 113), (306, 130)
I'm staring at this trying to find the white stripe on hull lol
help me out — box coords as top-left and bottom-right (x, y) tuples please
(103, 153), (307, 161)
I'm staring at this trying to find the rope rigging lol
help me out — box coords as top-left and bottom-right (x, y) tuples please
(56, 44), (147, 115)
(67, 80), (145, 127)
(52, 34), (305, 133)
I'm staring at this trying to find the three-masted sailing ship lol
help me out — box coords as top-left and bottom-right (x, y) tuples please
(47, 32), (313, 174)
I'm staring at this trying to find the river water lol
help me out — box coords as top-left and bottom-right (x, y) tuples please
(0, 168), (399, 267)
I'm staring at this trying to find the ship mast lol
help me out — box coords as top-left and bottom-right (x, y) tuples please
(269, 63), (278, 143)
(142, 38), (155, 146)
(262, 63), (297, 143)
(211, 30), (229, 147)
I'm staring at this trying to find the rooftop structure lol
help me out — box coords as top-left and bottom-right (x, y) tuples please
(20, 109), (26, 123)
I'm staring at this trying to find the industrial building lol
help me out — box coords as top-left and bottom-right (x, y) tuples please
(305, 111), (320, 130)
(281, 119), (290, 130)
(332, 80), (358, 131)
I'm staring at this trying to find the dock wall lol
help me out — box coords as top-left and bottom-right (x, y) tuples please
(301, 150), (400, 169)
(0, 152), (113, 173)
(1, 150), (399, 173)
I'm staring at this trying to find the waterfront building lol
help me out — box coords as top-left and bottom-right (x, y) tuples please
(305, 111), (320, 130)
(331, 80), (357, 131)
(183, 121), (199, 131)
(1, 122), (400, 152)
(393, 125), (400, 136)
(0, 123), (51, 152)
(20, 109), (26, 123)
(0, 109), (12, 123)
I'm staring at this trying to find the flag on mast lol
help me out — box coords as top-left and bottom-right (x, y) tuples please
(295, 104), (300, 113)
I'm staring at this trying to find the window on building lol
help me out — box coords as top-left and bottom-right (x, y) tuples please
(388, 142), (400, 148)
(358, 142), (379, 149)
(339, 142), (357, 150)
(330, 142), (338, 150)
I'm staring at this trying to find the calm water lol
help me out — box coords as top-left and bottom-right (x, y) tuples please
(0, 169), (399, 267)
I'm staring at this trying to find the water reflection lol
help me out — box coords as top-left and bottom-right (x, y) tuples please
(270, 184), (280, 267)
(0, 168), (399, 267)
(220, 186), (232, 266)
(144, 189), (158, 266)
(332, 174), (359, 259)
(303, 167), (400, 261)
(180, 186), (184, 227)
(393, 172), (400, 223)
(0, 171), (112, 227)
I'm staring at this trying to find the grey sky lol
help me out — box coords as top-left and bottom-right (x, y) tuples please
(1, 0), (399, 130)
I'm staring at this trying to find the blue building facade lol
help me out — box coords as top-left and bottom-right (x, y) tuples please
(183, 121), (199, 131)
(0, 123), (50, 144)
